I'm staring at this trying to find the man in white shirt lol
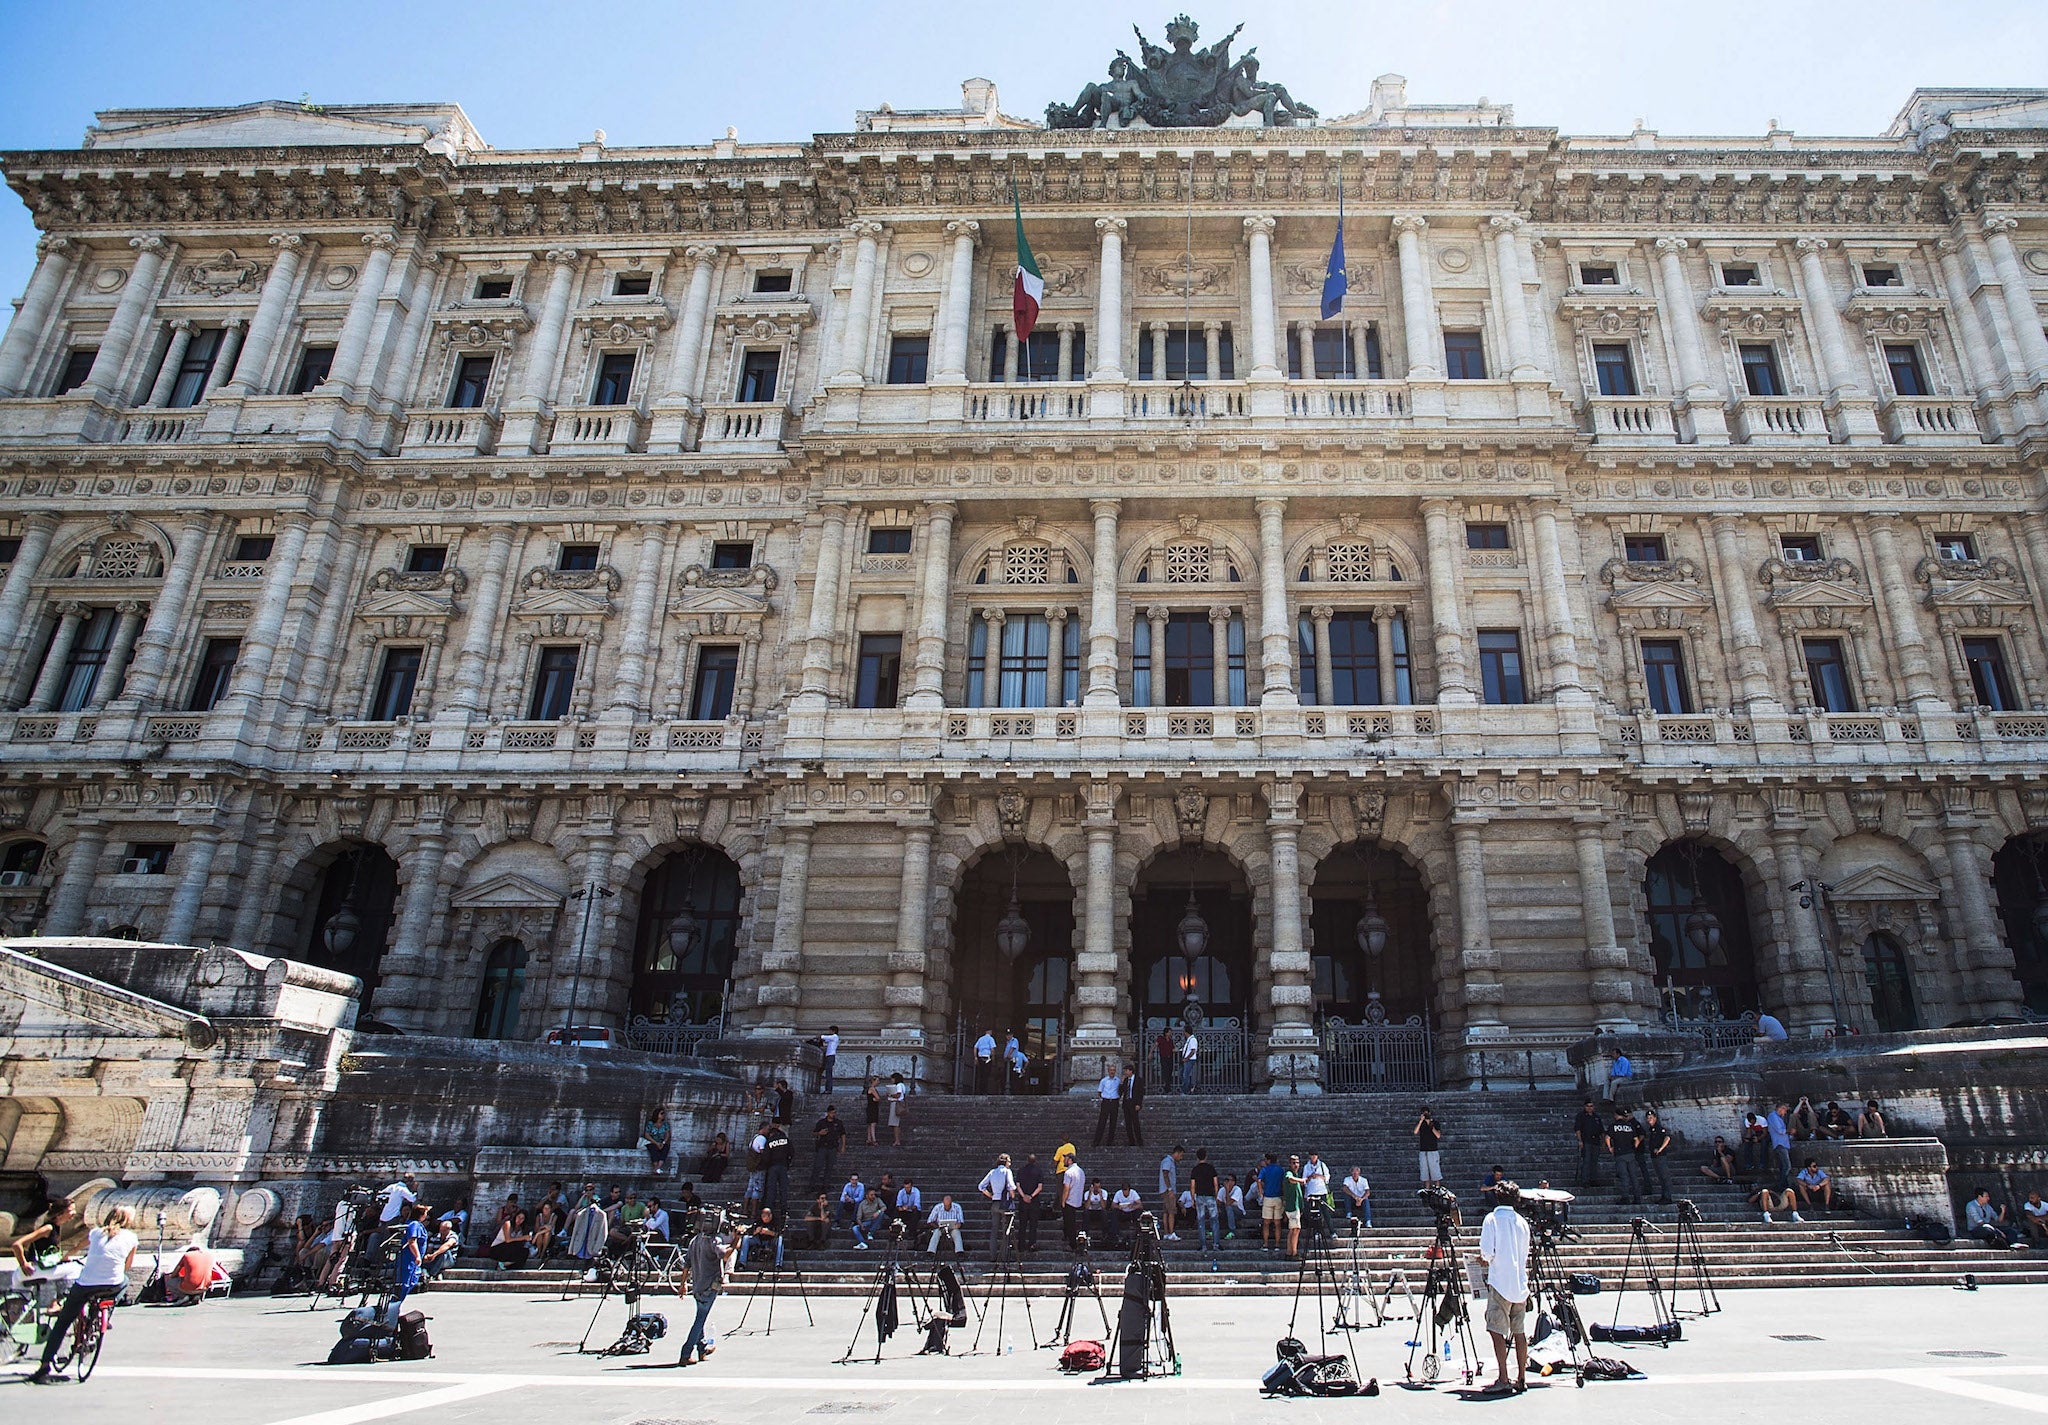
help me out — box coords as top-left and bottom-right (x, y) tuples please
(974, 1029), (997, 1093)
(1111, 1183), (1144, 1248)
(926, 1194), (966, 1256)
(819, 1025), (841, 1094)
(1341, 1167), (1373, 1227)
(1061, 1156), (1087, 1247)
(1179, 1032), (1199, 1094)
(978, 1152), (1018, 1257)
(378, 1173), (419, 1225)
(1302, 1153), (1331, 1205)
(1477, 1181), (1532, 1395)
(1158, 1146), (1183, 1240)
(644, 1201), (672, 1241)
(1092, 1063), (1123, 1147)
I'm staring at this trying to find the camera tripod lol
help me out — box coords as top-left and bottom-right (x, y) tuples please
(1525, 1223), (1587, 1370)
(1607, 1217), (1676, 1343)
(1403, 1216), (1480, 1386)
(836, 1232), (943, 1364)
(1670, 1199), (1722, 1316)
(579, 1248), (671, 1356)
(1285, 1233), (1364, 1390)
(728, 1246), (814, 1337)
(1043, 1239), (1110, 1348)
(970, 1212), (1038, 1355)
(1102, 1227), (1179, 1380)
(1326, 1218), (1382, 1330)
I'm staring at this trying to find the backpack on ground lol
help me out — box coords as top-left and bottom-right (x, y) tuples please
(1060, 1339), (1106, 1372)
(396, 1310), (433, 1360)
(1580, 1354), (1645, 1381)
(325, 1337), (378, 1366)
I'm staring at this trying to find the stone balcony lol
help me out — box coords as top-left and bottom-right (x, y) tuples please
(399, 407), (500, 456)
(696, 401), (789, 453)
(1730, 395), (1831, 445)
(1622, 706), (2048, 766)
(1585, 396), (1678, 444)
(1882, 395), (1985, 445)
(548, 403), (647, 455)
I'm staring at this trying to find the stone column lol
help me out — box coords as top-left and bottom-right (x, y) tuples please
(658, 244), (720, 408)
(1392, 216), (1442, 379)
(1651, 237), (1730, 442)
(1310, 605), (1335, 706)
(1981, 215), (2048, 385)
(1056, 322), (1075, 382)
(1244, 217), (1281, 378)
(607, 525), (668, 718)
(1574, 819), (1634, 1031)
(1207, 605), (1232, 705)
(227, 838), (282, 951)
(42, 824), (106, 937)
(1264, 779), (1320, 1090)
(1863, 514), (1945, 708)
(206, 318), (247, 395)
(322, 234), (399, 394)
(1084, 500), (1121, 706)
(906, 500), (956, 709)
(1149, 321), (1169, 380)
(1255, 498), (1295, 705)
(1046, 605), (1070, 697)
(1069, 780), (1123, 1082)
(755, 821), (811, 1034)
(145, 320), (195, 408)
(84, 235), (174, 402)
(1375, 607), (1400, 703)
(1296, 323), (1317, 380)
(1092, 218), (1126, 378)
(1529, 500), (1586, 700)
(1488, 215), (1539, 377)
(834, 221), (885, 382)
(27, 603), (86, 712)
(0, 236), (77, 397)
(1419, 498), (1473, 702)
(1794, 237), (1881, 439)
(376, 818), (453, 1029)
(1204, 321), (1222, 381)
(441, 525), (518, 716)
(1002, 328), (1020, 382)
(222, 512), (313, 702)
(220, 235), (308, 395)
(161, 824), (221, 945)
(285, 526), (365, 711)
(512, 248), (581, 403)
(1452, 813), (1503, 1033)
(887, 821), (933, 1036)
(1769, 828), (1834, 1033)
(119, 509), (213, 707)
(980, 610), (1007, 707)
(93, 601), (147, 707)
(1939, 820), (2025, 1016)
(371, 253), (442, 406)
(1147, 606), (1170, 706)
(935, 220), (980, 382)
(0, 514), (60, 674)
(795, 503), (851, 705)
(1704, 514), (1779, 710)
(1937, 237), (2004, 395)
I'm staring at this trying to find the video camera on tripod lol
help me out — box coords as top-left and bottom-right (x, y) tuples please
(1066, 1232), (1097, 1291)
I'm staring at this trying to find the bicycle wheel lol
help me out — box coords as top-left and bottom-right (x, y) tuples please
(72, 1310), (104, 1382)
(0, 1292), (33, 1363)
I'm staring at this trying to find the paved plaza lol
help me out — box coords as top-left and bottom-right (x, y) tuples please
(6, 1282), (2048, 1423)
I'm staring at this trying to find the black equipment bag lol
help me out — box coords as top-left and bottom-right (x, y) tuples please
(338, 1306), (383, 1342)
(326, 1337), (378, 1366)
(919, 1319), (950, 1355)
(1568, 1272), (1602, 1295)
(1262, 1360), (1305, 1396)
(1116, 1269), (1151, 1378)
(1589, 1320), (1682, 1344)
(934, 1262), (968, 1328)
(397, 1309), (432, 1360)
(1580, 1354), (1645, 1381)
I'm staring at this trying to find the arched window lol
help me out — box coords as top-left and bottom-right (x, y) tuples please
(632, 847), (744, 1023)
(472, 939), (528, 1040)
(1643, 842), (1761, 1016)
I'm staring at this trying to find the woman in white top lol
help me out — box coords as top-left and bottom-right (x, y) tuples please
(885, 1073), (908, 1147)
(29, 1206), (136, 1383)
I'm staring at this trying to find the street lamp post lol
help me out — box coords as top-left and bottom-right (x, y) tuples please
(1792, 879), (1849, 1034)
(562, 883), (615, 1042)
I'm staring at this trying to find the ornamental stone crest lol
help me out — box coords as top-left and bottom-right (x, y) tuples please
(1047, 15), (1316, 130)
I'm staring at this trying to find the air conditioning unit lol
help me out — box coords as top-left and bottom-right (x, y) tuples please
(0, 870), (30, 887)
(120, 857), (155, 875)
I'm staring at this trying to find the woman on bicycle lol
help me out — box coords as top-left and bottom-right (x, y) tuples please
(28, 1206), (135, 1384)
(10, 1197), (81, 1301)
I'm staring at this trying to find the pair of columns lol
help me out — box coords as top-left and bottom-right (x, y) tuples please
(1301, 605), (1407, 706)
(1142, 320), (1229, 380)
(23, 601), (145, 711)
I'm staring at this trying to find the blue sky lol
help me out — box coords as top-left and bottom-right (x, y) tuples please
(3, 0), (2046, 325)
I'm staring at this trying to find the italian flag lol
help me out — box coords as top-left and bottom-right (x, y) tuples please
(1012, 188), (1043, 342)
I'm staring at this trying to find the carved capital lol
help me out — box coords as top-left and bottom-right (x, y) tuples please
(362, 232), (400, 252)
(1243, 215), (1277, 239)
(542, 246), (581, 266)
(1145, 604), (1169, 623)
(1653, 236), (1689, 255)
(1794, 237), (1830, 256)
(1390, 215), (1429, 236)
(1488, 213), (1524, 235)
(267, 233), (305, 253)
(36, 235), (75, 259)
(682, 242), (719, 265)
(849, 220), (886, 240)
(982, 607), (1006, 628)
(1936, 237), (1961, 256)
(1090, 498), (1122, 521)
(1982, 214), (2020, 236)
(1095, 216), (1129, 238)
(130, 234), (169, 255)
(1207, 604), (1233, 624)
(945, 219), (981, 244)
(1309, 604), (1334, 622)
(167, 317), (194, 335)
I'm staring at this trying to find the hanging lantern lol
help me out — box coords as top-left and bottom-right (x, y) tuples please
(1355, 894), (1390, 959)
(1175, 893), (1210, 959)
(994, 893), (1032, 962)
(2031, 899), (2048, 942)
(322, 903), (361, 958)
(667, 898), (702, 959)
(1685, 905), (1722, 956)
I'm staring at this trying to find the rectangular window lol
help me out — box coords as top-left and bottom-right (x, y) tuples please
(556, 543), (600, 572)
(1388, 614), (1412, 703)
(53, 348), (97, 395)
(1477, 629), (1526, 705)
(1962, 636), (2019, 711)
(1624, 534), (1668, 563)
(885, 334), (930, 385)
(1297, 614), (1318, 706)
(405, 544), (447, 574)
(987, 327), (1009, 382)
(996, 614), (1054, 709)
(1803, 638), (1857, 712)
(369, 646), (423, 720)
(528, 645), (580, 720)
(449, 354), (494, 408)
(590, 352), (636, 405)
(232, 534), (274, 562)
(1720, 263), (1760, 287)
(1163, 612), (1216, 708)
(1884, 343), (1929, 397)
(1739, 343), (1784, 397)
(289, 344), (335, 394)
(475, 277), (514, 300)
(1579, 263), (1619, 286)
(710, 541), (753, 570)
(613, 272), (652, 297)
(56, 607), (116, 712)
(0, 538), (20, 565)
(855, 633), (903, 709)
(1312, 326), (1369, 379)
(1022, 330), (1062, 382)
(1593, 342), (1639, 397)
(1641, 638), (1693, 715)
(1220, 325), (1241, 379)
(1935, 533), (1977, 561)
(124, 843), (172, 876)
(867, 527), (912, 555)
(186, 637), (241, 711)
(1466, 523), (1510, 551)
(1861, 264), (1901, 288)
(1130, 617), (1152, 707)
(737, 349), (781, 403)
(1325, 611), (1383, 705)
(1779, 534), (1823, 563)
(752, 271), (793, 294)
(1443, 331), (1487, 381)
(688, 645), (740, 720)
(167, 327), (223, 408)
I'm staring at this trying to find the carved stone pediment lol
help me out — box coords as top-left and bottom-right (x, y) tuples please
(361, 566), (465, 620)
(1760, 556), (1859, 587)
(713, 299), (813, 341)
(675, 563), (777, 615)
(1759, 564), (1870, 614)
(1605, 578), (1713, 612)
(1827, 863), (1941, 904)
(573, 307), (673, 346)
(1916, 555), (2027, 611)
(452, 871), (568, 911)
(511, 566), (616, 630)
(431, 307), (532, 348)
(1600, 556), (1701, 586)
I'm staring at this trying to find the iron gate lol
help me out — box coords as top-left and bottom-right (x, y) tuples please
(1323, 1006), (1434, 1093)
(1143, 1016), (1251, 1094)
(952, 1017), (1068, 1094)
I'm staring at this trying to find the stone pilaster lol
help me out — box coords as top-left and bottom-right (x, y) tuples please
(1068, 778), (1123, 1086)
(1651, 237), (1730, 442)
(0, 236), (76, 397)
(221, 235), (308, 395)
(1255, 497), (1295, 705)
(1084, 499), (1121, 706)
(83, 235), (175, 403)
(1264, 778), (1321, 1090)
(118, 510), (214, 708)
(906, 501), (956, 709)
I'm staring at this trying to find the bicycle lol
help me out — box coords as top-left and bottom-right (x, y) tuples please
(2, 1288), (36, 1364)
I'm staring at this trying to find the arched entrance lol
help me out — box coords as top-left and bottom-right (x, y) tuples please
(1130, 846), (1252, 1092)
(1861, 932), (1918, 1033)
(472, 938), (528, 1039)
(1991, 835), (2048, 1014)
(951, 847), (1075, 1093)
(1308, 840), (1435, 1091)
(630, 845), (743, 1025)
(301, 844), (400, 1012)
(1643, 841), (1762, 1028)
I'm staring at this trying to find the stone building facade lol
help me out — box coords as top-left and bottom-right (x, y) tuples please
(1, 75), (2047, 1091)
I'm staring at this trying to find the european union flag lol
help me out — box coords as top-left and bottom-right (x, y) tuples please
(1321, 181), (1347, 320)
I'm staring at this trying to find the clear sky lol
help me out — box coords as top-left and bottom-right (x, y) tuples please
(3, 0), (2046, 327)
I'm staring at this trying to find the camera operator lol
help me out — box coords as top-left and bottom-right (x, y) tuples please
(1476, 1182), (1530, 1396)
(675, 1212), (738, 1367)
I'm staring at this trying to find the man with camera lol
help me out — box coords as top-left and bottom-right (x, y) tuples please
(675, 1212), (738, 1367)
(1476, 1181), (1531, 1395)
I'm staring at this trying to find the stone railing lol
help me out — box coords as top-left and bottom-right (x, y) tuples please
(1882, 395), (1983, 445)
(117, 410), (204, 444)
(1585, 395), (1677, 443)
(1731, 395), (1830, 445)
(944, 708), (1082, 742)
(399, 407), (499, 456)
(1283, 380), (1411, 420)
(549, 403), (647, 455)
(1126, 384), (1251, 420)
(855, 552), (914, 575)
(697, 401), (787, 452)
(967, 386), (1088, 423)
(215, 560), (268, 580)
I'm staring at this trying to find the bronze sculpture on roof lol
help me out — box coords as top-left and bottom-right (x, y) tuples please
(1047, 15), (1318, 130)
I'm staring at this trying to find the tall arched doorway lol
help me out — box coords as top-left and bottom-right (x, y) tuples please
(631, 845), (743, 1024)
(472, 938), (528, 1039)
(1130, 846), (1252, 1091)
(1307, 842), (1433, 1023)
(951, 847), (1075, 1093)
(1861, 932), (1918, 1033)
(301, 845), (400, 1012)
(1991, 835), (2048, 1014)
(1643, 841), (1762, 1021)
